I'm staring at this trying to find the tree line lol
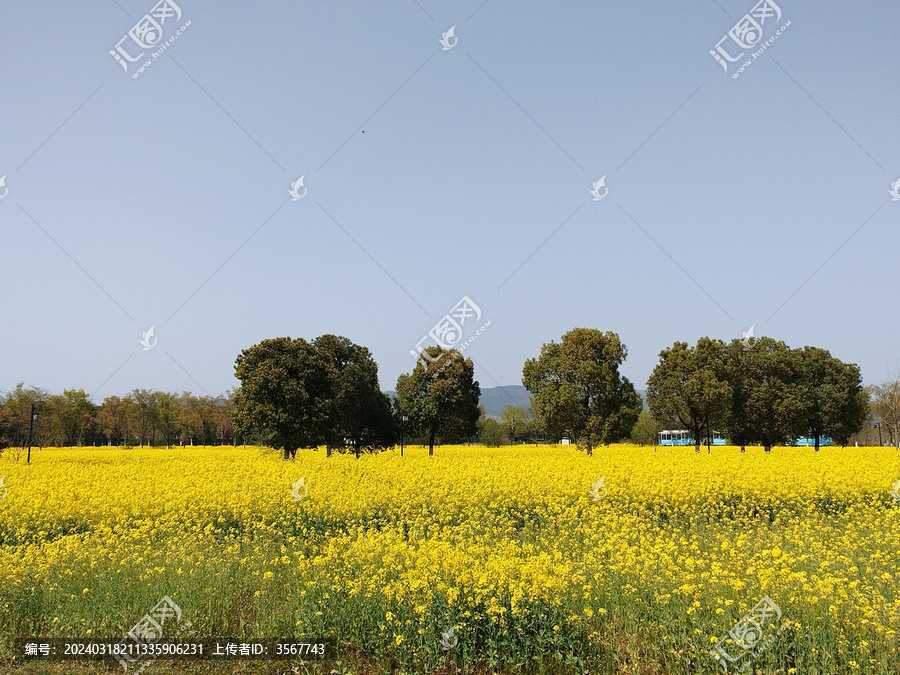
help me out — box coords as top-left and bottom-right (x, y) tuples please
(646, 336), (868, 452)
(1, 328), (886, 457)
(0, 385), (233, 452)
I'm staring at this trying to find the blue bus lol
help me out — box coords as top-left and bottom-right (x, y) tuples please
(658, 430), (727, 446)
(794, 437), (833, 447)
(658, 430), (692, 446)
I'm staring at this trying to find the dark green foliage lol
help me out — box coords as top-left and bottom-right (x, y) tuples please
(647, 338), (731, 452)
(233, 335), (396, 459)
(395, 347), (481, 456)
(233, 337), (331, 459)
(522, 328), (642, 454)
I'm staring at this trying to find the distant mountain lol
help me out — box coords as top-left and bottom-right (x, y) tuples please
(479, 385), (532, 419)
(384, 385), (531, 419)
(385, 385), (647, 419)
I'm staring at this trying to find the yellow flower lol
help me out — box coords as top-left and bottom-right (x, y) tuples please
(0, 443), (895, 672)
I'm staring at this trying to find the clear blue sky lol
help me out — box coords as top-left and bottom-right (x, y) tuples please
(1, 0), (898, 399)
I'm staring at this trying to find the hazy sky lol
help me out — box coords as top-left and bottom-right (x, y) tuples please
(1, 0), (898, 400)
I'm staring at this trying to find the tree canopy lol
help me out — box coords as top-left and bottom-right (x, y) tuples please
(647, 338), (731, 452)
(522, 328), (642, 454)
(314, 334), (396, 457)
(2, 330), (874, 456)
(233, 335), (395, 459)
(791, 345), (868, 449)
(395, 347), (481, 455)
(648, 336), (870, 451)
(233, 337), (331, 459)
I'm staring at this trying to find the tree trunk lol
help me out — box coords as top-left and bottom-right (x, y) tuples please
(740, 444), (745, 453)
(283, 447), (291, 460)
(326, 444), (332, 458)
(428, 430), (436, 456)
(814, 433), (820, 452)
(764, 444), (771, 453)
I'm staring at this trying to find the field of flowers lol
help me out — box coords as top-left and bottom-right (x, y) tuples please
(1, 443), (899, 674)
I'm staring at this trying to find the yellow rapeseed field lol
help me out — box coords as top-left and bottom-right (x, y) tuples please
(1, 444), (899, 674)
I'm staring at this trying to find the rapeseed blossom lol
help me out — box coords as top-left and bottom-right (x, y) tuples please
(0, 444), (897, 673)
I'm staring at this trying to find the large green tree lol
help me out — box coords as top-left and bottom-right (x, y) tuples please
(522, 328), (642, 455)
(792, 346), (868, 450)
(721, 340), (755, 452)
(395, 347), (481, 455)
(741, 338), (804, 452)
(233, 337), (331, 459)
(313, 334), (396, 457)
(647, 338), (731, 453)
